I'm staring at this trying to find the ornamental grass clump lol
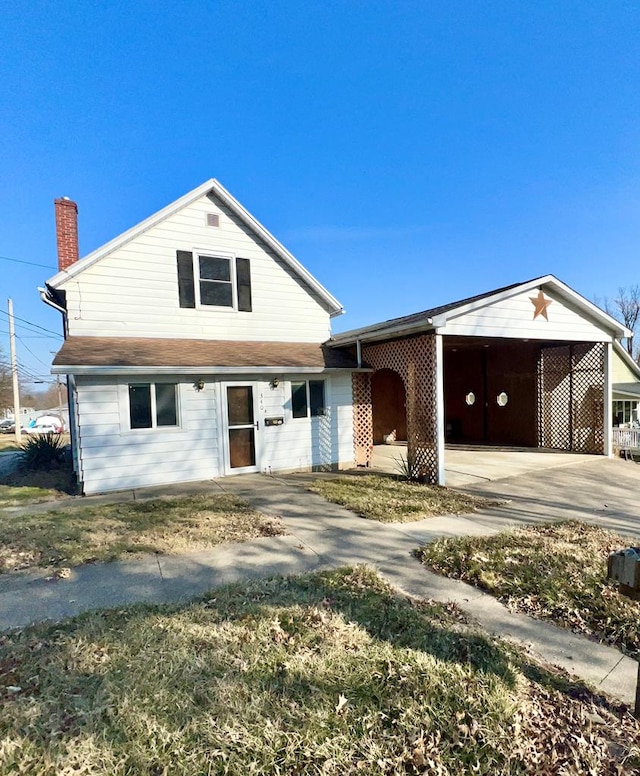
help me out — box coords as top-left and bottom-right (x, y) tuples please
(19, 433), (66, 470)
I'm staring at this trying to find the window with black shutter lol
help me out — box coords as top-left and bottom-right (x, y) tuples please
(178, 251), (253, 311)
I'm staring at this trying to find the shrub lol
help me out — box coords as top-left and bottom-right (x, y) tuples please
(19, 433), (66, 470)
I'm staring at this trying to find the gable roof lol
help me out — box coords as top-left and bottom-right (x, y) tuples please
(51, 336), (363, 375)
(329, 275), (632, 345)
(46, 179), (345, 317)
(613, 339), (640, 380)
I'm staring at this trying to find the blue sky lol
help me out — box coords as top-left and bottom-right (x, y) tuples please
(1, 1), (639, 386)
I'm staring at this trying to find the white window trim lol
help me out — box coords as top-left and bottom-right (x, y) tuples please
(193, 250), (238, 311)
(289, 379), (327, 420)
(118, 379), (184, 434)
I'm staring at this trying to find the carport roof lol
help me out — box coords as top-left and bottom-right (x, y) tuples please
(328, 274), (631, 345)
(51, 336), (363, 375)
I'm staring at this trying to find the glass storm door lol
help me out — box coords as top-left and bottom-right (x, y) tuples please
(226, 385), (258, 471)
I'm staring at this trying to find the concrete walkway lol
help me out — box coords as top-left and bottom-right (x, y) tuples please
(0, 458), (638, 705)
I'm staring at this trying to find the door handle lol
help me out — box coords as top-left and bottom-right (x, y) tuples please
(255, 420), (259, 430)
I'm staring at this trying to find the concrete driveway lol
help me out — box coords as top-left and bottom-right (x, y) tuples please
(372, 442), (598, 488)
(458, 456), (640, 540)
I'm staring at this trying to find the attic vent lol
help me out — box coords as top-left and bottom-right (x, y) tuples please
(206, 213), (220, 227)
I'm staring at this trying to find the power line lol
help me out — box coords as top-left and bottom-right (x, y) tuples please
(0, 309), (63, 338)
(16, 336), (53, 370)
(0, 254), (56, 270)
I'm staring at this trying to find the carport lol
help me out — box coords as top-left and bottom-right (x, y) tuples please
(328, 275), (631, 485)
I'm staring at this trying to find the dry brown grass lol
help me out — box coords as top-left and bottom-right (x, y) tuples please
(308, 474), (493, 522)
(0, 493), (284, 573)
(0, 566), (637, 775)
(418, 520), (640, 658)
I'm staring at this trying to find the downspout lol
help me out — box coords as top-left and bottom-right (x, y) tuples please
(356, 339), (362, 369)
(38, 286), (66, 315)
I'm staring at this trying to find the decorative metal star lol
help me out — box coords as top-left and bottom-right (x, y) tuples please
(530, 290), (552, 321)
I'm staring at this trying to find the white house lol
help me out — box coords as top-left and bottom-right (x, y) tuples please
(42, 180), (363, 494)
(43, 180), (633, 494)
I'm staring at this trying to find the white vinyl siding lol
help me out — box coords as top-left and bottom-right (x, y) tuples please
(75, 375), (221, 494)
(73, 372), (355, 494)
(439, 289), (613, 342)
(257, 373), (354, 473)
(60, 193), (331, 342)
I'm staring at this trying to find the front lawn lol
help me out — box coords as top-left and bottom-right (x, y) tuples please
(0, 494), (283, 573)
(417, 520), (640, 658)
(0, 566), (637, 775)
(308, 474), (492, 522)
(0, 465), (77, 508)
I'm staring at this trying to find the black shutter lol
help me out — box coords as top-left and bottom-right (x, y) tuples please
(236, 258), (252, 312)
(177, 251), (195, 308)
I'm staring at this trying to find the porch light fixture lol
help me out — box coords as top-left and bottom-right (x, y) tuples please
(196, 378), (205, 391)
(271, 377), (280, 389)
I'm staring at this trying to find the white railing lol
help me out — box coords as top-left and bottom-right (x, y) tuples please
(612, 428), (640, 449)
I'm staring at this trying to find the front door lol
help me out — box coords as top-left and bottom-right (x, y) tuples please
(225, 384), (259, 473)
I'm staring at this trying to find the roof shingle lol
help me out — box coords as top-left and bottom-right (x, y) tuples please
(52, 337), (359, 370)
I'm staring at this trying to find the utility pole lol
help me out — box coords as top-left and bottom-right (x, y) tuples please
(7, 299), (21, 444)
(56, 375), (63, 425)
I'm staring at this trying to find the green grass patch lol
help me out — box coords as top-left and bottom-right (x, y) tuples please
(0, 566), (637, 775)
(0, 494), (283, 573)
(308, 474), (492, 522)
(417, 520), (640, 658)
(0, 465), (76, 508)
(0, 485), (64, 509)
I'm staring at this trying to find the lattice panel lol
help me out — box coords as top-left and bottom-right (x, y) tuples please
(571, 342), (605, 453)
(538, 342), (604, 453)
(360, 334), (439, 483)
(351, 372), (373, 466)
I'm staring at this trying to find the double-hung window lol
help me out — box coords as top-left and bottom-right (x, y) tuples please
(291, 380), (326, 418)
(198, 255), (233, 307)
(129, 383), (178, 429)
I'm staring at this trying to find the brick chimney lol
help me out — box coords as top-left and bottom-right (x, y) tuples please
(54, 197), (79, 271)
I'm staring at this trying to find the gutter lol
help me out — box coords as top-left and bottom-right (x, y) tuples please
(38, 286), (66, 315)
(52, 365), (374, 376)
(331, 318), (435, 348)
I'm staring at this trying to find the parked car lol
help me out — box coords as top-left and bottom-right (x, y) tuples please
(0, 419), (15, 434)
(24, 415), (64, 435)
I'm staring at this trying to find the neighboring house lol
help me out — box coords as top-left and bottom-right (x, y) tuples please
(2, 407), (35, 422)
(42, 181), (632, 493)
(611, 341), (640, 427)
(42, 181), (363, 494)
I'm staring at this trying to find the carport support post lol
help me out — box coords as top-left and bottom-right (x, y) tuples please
(435, 333), (446, 485)
(604, 342), (613, 457)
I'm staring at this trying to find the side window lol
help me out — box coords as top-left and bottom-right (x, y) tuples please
(128, 383), (178, 429)
(291, 381), (326, 419)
